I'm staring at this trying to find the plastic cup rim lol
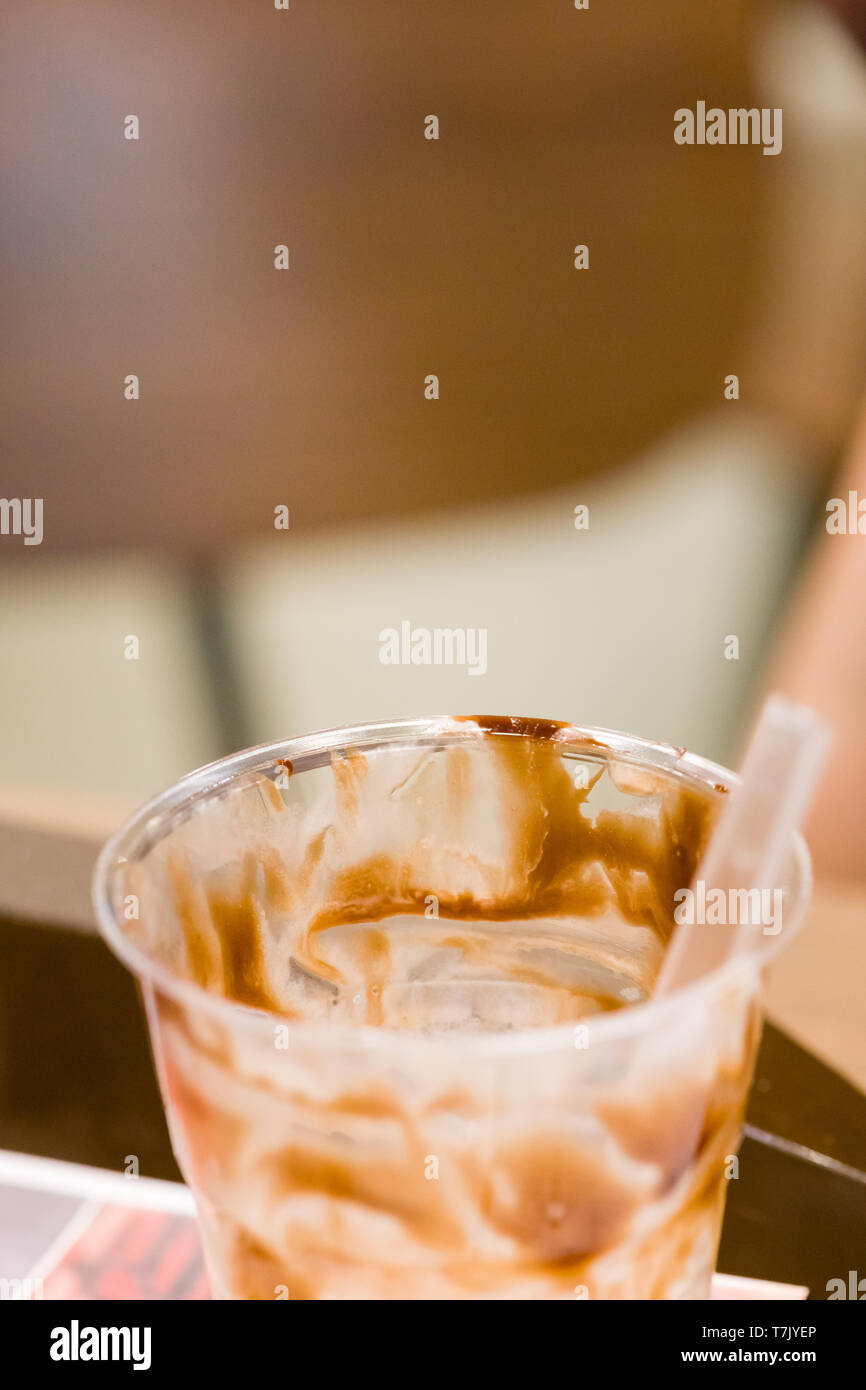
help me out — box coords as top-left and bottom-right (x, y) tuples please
(91, 714), (813, 1059)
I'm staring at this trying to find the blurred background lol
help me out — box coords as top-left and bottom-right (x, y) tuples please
(1, 0), (865, 1167)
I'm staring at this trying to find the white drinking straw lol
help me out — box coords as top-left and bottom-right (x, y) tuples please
(655, 694), (831, 997)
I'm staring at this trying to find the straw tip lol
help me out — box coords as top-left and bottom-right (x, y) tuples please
(757, 693), (833, 750)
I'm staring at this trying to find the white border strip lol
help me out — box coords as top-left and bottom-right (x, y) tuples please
(0, 1150), (195, 1215)
(712, 1272), (809, 1300)
(24, 1199), (103, 1290)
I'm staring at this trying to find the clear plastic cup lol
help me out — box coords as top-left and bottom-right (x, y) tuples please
(92, 716), (811, 1300)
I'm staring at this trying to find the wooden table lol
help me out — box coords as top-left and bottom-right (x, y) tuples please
(765, 877), (866, 1093)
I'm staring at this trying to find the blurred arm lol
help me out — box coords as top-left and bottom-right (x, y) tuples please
(769, 396), (866, 879)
